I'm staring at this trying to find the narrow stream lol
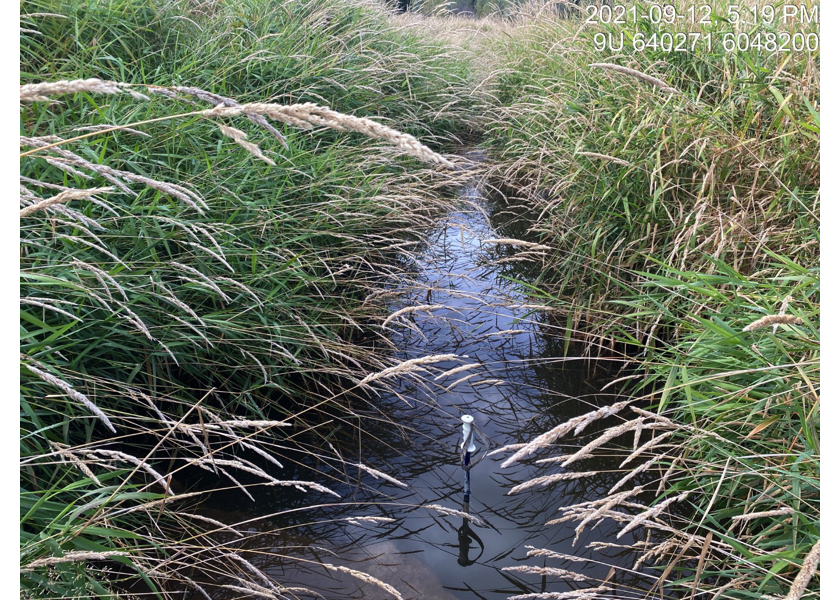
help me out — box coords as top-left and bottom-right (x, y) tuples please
(195, 169), (657, 599)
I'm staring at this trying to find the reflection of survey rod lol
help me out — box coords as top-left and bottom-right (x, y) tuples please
(457, 516), (485, 567)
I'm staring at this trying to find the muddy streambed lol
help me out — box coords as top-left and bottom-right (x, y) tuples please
(193, 175), (660, 599)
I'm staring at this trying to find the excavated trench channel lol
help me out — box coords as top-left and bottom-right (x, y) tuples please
(194, 166), (660, 599)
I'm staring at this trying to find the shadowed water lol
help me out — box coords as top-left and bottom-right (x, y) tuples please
(192, 176), (661, 599)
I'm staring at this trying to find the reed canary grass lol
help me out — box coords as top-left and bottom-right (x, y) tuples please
(743, 314), (805, 332)
(19, 187), (113, 217)
(201, 102), (455, 167)
(589, 63), (680, 94)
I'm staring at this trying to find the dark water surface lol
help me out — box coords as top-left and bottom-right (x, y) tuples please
(194, 176), (657, 599)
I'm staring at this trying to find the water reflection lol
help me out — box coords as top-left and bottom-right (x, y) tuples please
(190, 179), (660, 599)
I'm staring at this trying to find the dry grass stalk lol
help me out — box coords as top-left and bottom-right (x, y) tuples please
(216, 467), (254, 501)
(21, 136), (207, 213)
(572, 400), (635, 435)
(525, 546), (589, 563)
(488, 442), (527, 457)
(525, 547), (579, 561)
(620, 430), (675, 467)
(616, 492), (690, 539)
(434, 362), (482, 380)
(630, 405), (729, 444)
(501, 399), (632, 468)
(509, 471), (600, 495)
(187, 581), (213, 600)
(277, 479), (339, 497)
(171, 261), (231, 302)
(20, 187), (113, 217)
(423, 504), (485, 526)
(229, 554), (278, 589)
(576, 152), (631, 167)
(55, 233), (128, 268)
(218, 584), (276, 599)
(215, 276), (262, 304)
(22, 550), (129, 570)
(589, 63), (680, 94)
(24, 363), (116, 433)
(49, 442), (102, 486)
(634, 539), (679, 570)
(71, 261), (128, 301)
(382, 304), (445, 327)
(20, 78), (122, 101)
(82, 449), (171, 493)
(195, 458), (280, 486)
(732, 507), (795, 523)
(343, 516), (396, 525)
(217, 124), (276, 166)
(182, 513), (243, 538)
(586, 541), (632, 551)
(359, 354), (460, 384)
(501, 565), (588, 582)
(167, 85), (288, 147)
(478, 329), (530, 340)
(562, 417), (660, 468)
(201, 103), (455, 167)
(550, 493), (647, 520)
(20, 298), (81, 322)
(110, 490), (207, 518)
(569, 504), (724, 555)
(519, 304), (554, 311)
(572, 486), (644, 544)
(354, 463), (408, 489)
(285, 587), (324, 599)
(151, 280), (205, 323)
(783, 540), (819, 600)
(508, 589), (608, 600)
(627, 405), (677, 426)
(608, 452), (668, 494)
(481, 238), (552, 250)
(73, 124), (151, 137)
(207, 419), (290, 429)
(445, 373), (480, 391)
(472, 378), (504, 386)
(322, 564), (404, 600)
(238, 441), (284, 470)
(21, 12), (68, 18)
(742, 314), (804, 332)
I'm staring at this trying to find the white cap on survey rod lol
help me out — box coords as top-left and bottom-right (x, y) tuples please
(460, 414), (478, 453)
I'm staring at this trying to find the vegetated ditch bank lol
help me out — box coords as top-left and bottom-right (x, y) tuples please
(474, 3), (821, 598)
(20, 1), (483, 598)
(20, 1), (819, 599)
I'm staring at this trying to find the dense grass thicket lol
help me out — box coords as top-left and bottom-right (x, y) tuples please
(411, 0), (513, 17)
(20, 1), (478, 597)
(479, 1), (819, 598)
(20, 0), (819, 599)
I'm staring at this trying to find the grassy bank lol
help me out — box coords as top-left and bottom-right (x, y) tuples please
(479, 1), (820, 598)
(20, 1), (479, 597)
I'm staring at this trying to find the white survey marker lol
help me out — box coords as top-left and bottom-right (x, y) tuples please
(461, 414), (478, 453)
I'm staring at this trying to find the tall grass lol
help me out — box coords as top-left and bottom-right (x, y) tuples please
(479, 1), (819, 597)
(20, 0), (479, 597)
(20, 0), (821, 598)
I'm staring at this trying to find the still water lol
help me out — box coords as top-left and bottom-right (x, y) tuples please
(195, 175), (657, 599)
